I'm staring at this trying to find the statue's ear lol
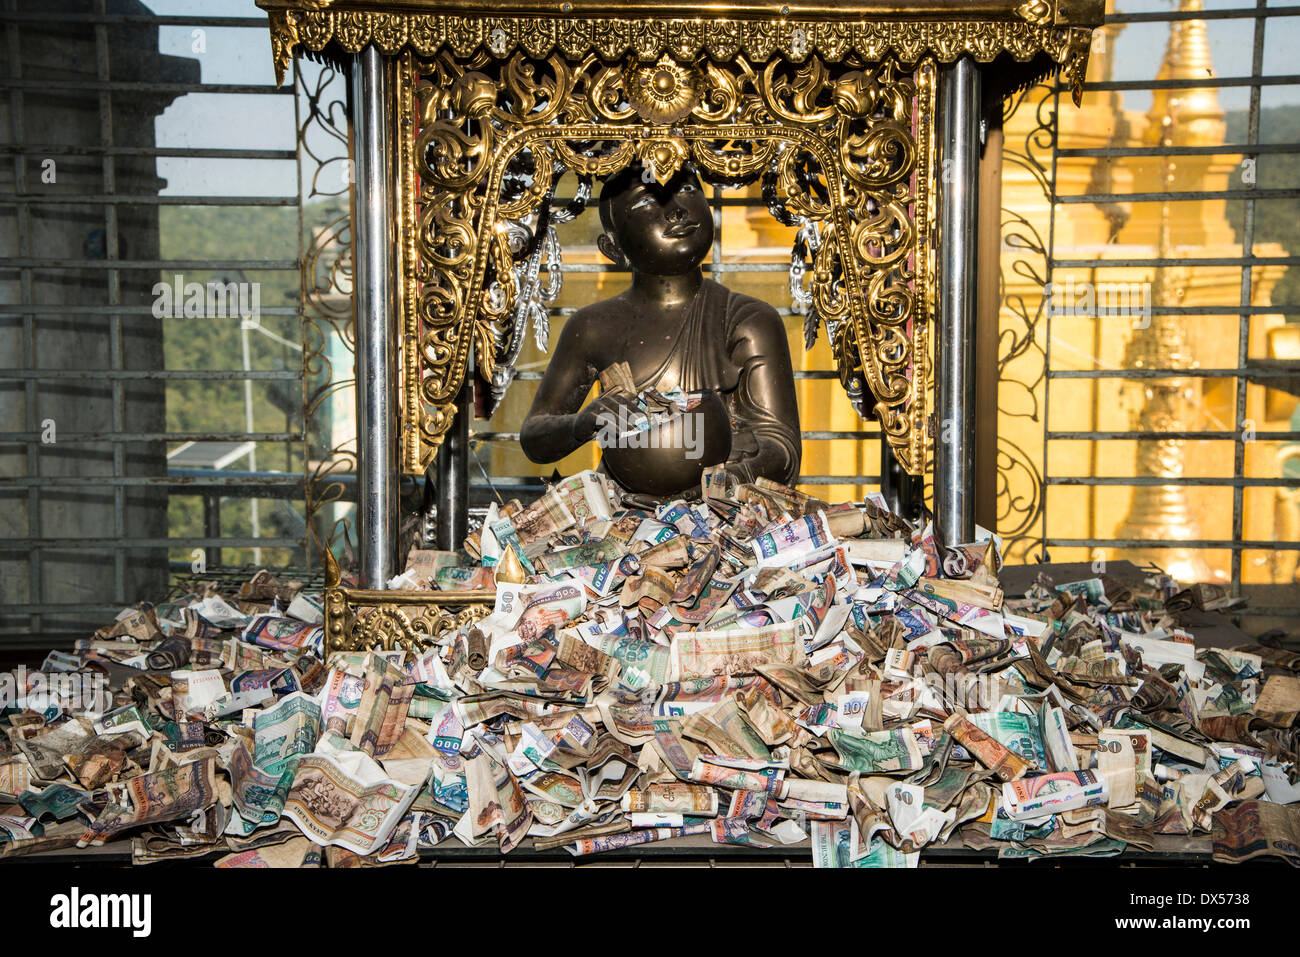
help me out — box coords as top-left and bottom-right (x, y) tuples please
(597, 232), (627, 268)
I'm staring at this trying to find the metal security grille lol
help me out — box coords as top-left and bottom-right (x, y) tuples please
(1000, 0), (1300, 629)
(0, 1), (315, 644)
(9, 1), (1295, 642)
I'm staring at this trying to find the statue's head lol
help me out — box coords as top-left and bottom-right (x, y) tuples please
(597, 163), (713, 275)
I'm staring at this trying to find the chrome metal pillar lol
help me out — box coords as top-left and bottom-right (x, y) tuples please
(350, 46), (398, 587)
(935, 56), (981, 548)
(435, 382), (471, 551)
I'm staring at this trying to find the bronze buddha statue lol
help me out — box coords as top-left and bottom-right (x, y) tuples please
(519, 164), (801, 498)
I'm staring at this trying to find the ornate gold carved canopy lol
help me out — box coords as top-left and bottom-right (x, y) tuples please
(259, 1), (1100, 94)
(258, 0), (1100, 477)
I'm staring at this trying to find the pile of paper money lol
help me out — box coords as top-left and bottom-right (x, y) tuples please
(2, 467), (1298, 867)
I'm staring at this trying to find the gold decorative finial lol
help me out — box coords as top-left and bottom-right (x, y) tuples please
(1148, 0), (1223, 146)
(1116, 0), (1221, 583)
(494, 544), (529, 585)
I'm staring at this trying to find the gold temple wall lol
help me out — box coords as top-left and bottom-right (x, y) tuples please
(998, 2), (1294, 588)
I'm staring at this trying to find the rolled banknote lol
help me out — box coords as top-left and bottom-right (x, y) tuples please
(226, 742), (293, 832)
(1039, 706), (1078, 772)
(631, 812), (686, 828)
(242, 615), (323, 654)
(0, 758), (34, 799)
(435, 565), (497, 589)
(751, 513), (834, 567)
(727, 789), (771, 822)
(502, 487), (576, 547)
(842, 538), (909, 570)
(349, 655), (412, 757)
(943, 713), (1030, 782)
(521, 770), (585, 809)
(657, 676), (768, 717)
(1053, 654), (1133, 686)
(537, 539), (626, 574)
(913, 575), (1003, 612)
(621, 783), (720, 816)
(1002, 770), (1108, 821)
(515, 584), (587, 643)
(687, 756), (784, 793)
(551, 470), (614, 526)
(780, 778), (848, 805)
(819, 503), (866, 538)
(969, 711), (1047, 770)
(566, 826), (683, 856)
(320, 668), (366, 738)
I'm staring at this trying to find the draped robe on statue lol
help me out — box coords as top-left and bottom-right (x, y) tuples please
(623, 278), (801, 488)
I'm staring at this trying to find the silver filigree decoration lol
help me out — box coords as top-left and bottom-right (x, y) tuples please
(791, 217), (824, 349)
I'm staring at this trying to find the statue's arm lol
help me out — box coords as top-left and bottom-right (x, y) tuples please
(727, 301), (802, 485)
(519, 312), (601, 464)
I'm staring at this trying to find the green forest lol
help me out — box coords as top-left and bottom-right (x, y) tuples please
(160, 199), (345, 570)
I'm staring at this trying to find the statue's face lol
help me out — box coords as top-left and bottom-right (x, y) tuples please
(606, 169), (713, 275)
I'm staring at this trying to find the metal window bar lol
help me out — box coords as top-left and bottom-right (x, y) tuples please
(1031, 2), (1300, 620)
(0, 3), (310, 639)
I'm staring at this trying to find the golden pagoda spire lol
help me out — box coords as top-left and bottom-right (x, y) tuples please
(1114, 0), (1218, 583)
(1147, 0), (1224, 148)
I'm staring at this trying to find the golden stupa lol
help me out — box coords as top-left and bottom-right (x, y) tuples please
(1005, 0), (1291, 591)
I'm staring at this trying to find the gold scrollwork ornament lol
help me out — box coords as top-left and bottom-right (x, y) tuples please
(398, 49), (937, 473)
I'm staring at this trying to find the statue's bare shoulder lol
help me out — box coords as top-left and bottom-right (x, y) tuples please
(722, 287), (789, 359)
(555, 298), (610, 365)
(561, 293), (633, 371)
